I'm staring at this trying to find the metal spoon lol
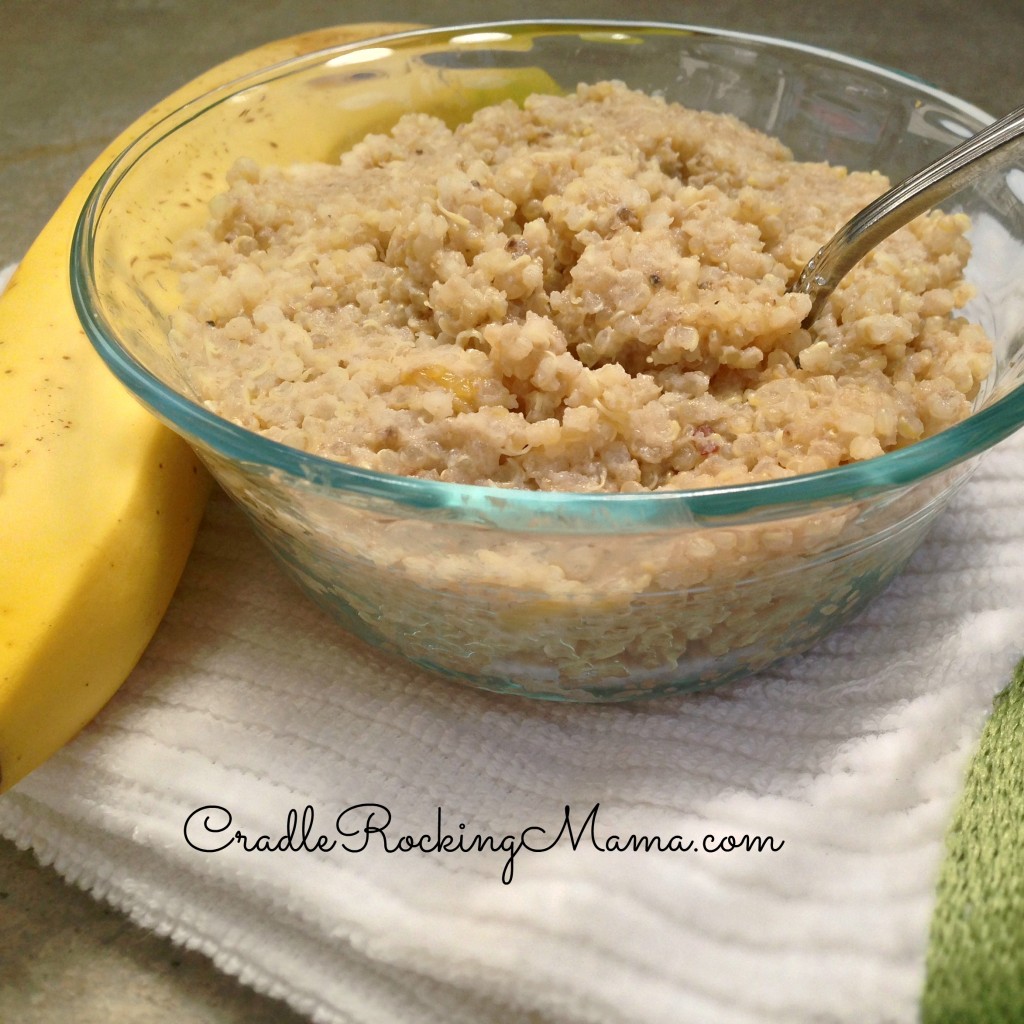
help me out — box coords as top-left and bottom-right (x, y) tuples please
(794, 101), (1024, 328)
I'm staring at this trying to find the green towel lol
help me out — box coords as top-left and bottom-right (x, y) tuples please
(923, 656), (1024, 1021)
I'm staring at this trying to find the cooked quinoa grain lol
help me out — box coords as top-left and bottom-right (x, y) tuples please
(170, 81), (994, 493)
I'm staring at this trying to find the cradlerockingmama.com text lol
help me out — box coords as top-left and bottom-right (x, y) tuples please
(183, 802), (785, 884)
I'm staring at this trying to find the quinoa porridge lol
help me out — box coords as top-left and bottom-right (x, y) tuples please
(167, 81), (995, 697)
(170, 81), (993, 494)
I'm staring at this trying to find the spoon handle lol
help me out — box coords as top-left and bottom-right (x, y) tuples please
(795, 101), (1024, 327)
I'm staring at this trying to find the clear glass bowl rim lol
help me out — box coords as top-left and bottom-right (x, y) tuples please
(71, 18), (1024, 528)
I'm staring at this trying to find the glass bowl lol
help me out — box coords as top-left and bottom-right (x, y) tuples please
(72, 20), (1024, 702)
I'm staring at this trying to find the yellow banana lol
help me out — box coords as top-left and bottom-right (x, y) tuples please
(0, 21), (560, 790)
(0, 23), (414, 792)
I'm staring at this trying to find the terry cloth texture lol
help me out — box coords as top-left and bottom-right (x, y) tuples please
(2, 261), (1024, 1023)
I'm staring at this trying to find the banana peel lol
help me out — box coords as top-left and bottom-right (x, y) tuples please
(0, 23), (426, 792)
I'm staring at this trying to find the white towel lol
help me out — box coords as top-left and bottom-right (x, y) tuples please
(2, 258), (1023, 1023)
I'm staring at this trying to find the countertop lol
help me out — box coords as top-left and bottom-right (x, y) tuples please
(1, 1), (1022, 1020)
